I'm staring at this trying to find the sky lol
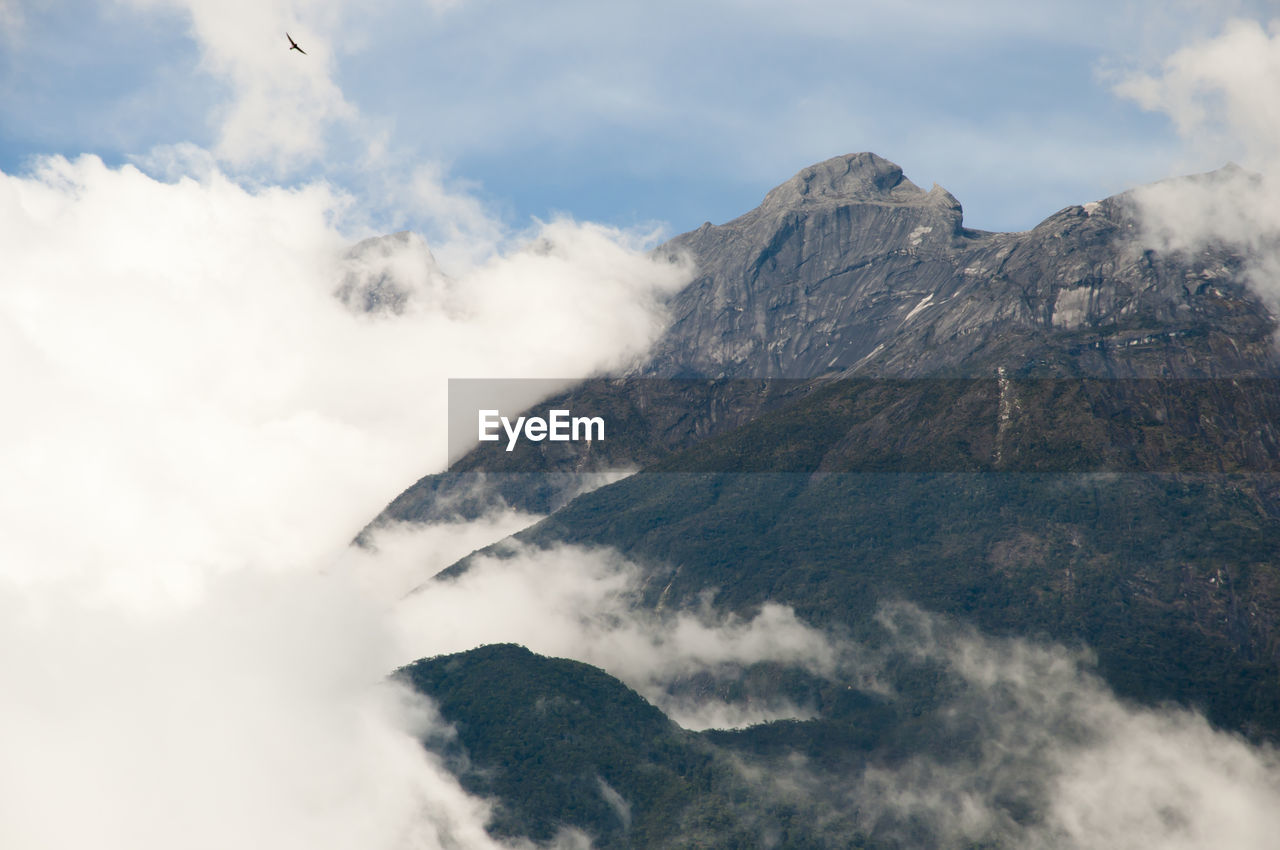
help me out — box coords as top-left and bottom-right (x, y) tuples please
(6, 2), (1280, 848)
(2, 0), (1277, 241)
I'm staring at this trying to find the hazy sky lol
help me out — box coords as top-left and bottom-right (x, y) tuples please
(2, 0), (1275, 239)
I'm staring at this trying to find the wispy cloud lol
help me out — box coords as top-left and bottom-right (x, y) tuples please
(1115, 18), (1280, 168)
(1115, 18), (1280, 308)
(852, 603), (1280, 849)
(387, 540), (848, 730)
(0, 0), (21, 44)
(118, 0), (360, 171)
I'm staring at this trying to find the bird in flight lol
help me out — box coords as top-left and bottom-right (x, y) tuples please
(286, 33), (306, 54)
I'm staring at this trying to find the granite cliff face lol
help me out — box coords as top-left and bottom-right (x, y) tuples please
(645, 152), (1275, 379)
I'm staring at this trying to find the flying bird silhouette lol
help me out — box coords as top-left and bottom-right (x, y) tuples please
(286, 33), (306, 54)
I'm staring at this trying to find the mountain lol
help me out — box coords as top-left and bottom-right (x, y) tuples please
(363, 152), (1277, 528)
(375, 154), (1280, 846)
(397, 641), (1017, 849)
(649, 152), (1273, 379)
(397, 644), (720, 848)
(398, 645), (876, 848)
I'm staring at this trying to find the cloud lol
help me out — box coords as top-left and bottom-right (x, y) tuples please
(339, 512), (545, 600)
(1112, 18), (1280, 308)
(1115, 18), (1280, 168)
(388, 540), (849, 729)
(404, 162), (511, 272)
(0, 571), (510, 850)
(779, 603), (1280, 850)
(0, 149), (688, 846)
(0, 152), (688, 599)
(117, 0), (361, 171)
(0, 0), (21, 44)
(7, 0), (1263, 239)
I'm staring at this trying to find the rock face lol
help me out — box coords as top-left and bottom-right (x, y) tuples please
(645, 152), (1275, 378)
(360, 153), (1279, 531)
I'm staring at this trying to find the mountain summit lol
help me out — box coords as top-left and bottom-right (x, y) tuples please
(758, 152), (954, 209)
(646, 153), (1273, 379)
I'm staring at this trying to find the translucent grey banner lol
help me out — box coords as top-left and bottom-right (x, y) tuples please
(447, 377), (1280, 474)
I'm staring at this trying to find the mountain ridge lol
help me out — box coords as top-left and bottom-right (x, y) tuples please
(360, 152), (1277, 531)
(645, 152), (1273, 379)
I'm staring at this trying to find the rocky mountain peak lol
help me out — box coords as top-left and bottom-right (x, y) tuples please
(759, 152), (957, 212)
(650, 154), (1275, 379)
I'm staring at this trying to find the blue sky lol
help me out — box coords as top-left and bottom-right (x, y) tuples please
(2, 0), (1273, 241)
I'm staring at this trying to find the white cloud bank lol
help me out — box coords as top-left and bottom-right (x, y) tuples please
(0, 152), (688, 600)
(0, 573), (503, 850)
(0, 150), (688, 848)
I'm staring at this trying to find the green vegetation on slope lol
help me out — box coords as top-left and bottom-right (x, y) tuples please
(497, 377), (1280, 739)
(397, 644), (881, 849)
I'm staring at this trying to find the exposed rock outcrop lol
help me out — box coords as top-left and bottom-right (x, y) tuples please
(645, 152), (1274, 379)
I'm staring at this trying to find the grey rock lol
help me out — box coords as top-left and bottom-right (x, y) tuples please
(360, 153), (1280, 533)
(645, 153), (1276, 379)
